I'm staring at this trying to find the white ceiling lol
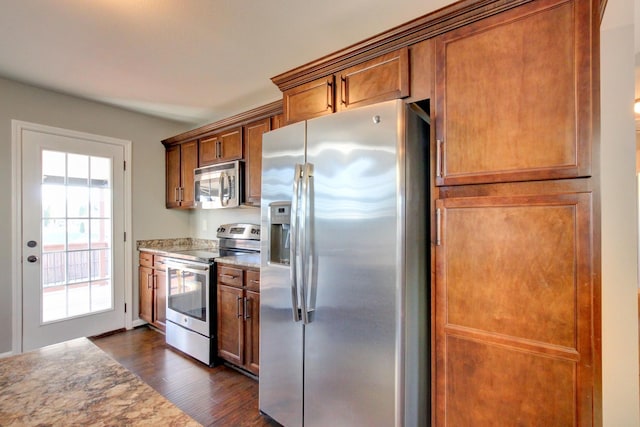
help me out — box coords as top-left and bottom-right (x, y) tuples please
(0, 0), (455, 126)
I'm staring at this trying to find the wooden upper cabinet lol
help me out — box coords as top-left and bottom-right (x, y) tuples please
(271, 113), (284, 130)
(165, 140), (197, 209)
(180, 140), (197, 207)
(283, 76), (335, 125)
(165, 145), (181, 209)
(199, 126), (243, 167)
(434, 0), (592, 186)
(244, 118), (270, 206)
(336, 47), (409, 112)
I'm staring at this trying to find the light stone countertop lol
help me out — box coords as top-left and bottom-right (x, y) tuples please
(215, 253), (260, 269)
(0, 338), (201, 426)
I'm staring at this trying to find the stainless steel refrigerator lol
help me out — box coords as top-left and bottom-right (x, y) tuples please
(259, 99), (429, 427)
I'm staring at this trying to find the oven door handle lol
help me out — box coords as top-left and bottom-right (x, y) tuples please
(165, 261), (210, 273)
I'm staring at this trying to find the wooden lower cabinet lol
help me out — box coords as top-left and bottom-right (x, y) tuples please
(138, 252), (167, 331)
(434, 189), (595, 425)
(217, 265), (260, 375)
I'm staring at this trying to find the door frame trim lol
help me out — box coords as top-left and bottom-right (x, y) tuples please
(11, 120), (133, 354)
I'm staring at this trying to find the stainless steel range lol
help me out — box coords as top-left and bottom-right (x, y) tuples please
(165, 223), (260, 366)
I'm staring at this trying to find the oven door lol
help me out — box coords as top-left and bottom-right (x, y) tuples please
(165, 260), (211, 337)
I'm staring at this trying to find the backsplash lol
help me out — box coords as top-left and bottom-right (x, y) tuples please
(190, 206), (260, 240)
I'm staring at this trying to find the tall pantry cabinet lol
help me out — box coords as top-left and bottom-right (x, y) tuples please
(270, 0), (601, 424)
(432, 0), (599, 424)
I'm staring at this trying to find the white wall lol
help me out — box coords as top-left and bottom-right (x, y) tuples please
(0, 77), (191, 353)
(601, 0), (640, 423)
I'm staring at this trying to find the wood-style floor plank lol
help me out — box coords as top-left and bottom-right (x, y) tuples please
(91, 326), (280, 427)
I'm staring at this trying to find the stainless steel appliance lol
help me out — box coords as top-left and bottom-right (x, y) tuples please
(165, 223), (260, 366)
(194, 160), (243, 209)
(259, 99), (430, 427)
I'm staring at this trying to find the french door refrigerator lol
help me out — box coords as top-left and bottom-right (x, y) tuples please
(259, 99), (429, 427)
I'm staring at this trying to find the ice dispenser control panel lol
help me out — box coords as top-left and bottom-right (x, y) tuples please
(269, 201), (291, 265)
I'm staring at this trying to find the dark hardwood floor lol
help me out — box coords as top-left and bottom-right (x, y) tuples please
(91, 326), (280, 427)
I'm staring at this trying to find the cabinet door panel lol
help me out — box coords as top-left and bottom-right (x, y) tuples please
(217, 284), (243, 365)
(434, 0), (591, 185)
(336, 47), (409, 112)
(219, 127), (242, 161)
(245, 290), (260, 375)
(284, 76), (335, 124)
(244, 119), (270, 206)
(154, 269), (167, 331)
(435, 191), (594, 426)
(180, 140), (198, 207)
(199, 135), (219, 166)
(165, 145), (181, 208)
(138, 265), (153, 324)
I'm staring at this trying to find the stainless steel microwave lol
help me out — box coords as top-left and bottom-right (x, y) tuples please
(194, 160), (243, 209)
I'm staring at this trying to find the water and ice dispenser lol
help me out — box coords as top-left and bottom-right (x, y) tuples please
(269, 202), (291, 265)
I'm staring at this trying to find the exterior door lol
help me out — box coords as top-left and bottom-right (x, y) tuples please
(21, 125), (126, 351)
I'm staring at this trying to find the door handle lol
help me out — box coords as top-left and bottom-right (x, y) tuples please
(243, 297), (250, 320)
(290, 164), (303, 322)
(236, 296), (243, 318)
(27, 255), (38, 263)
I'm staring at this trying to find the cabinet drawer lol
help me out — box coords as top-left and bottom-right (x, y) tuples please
(218, 265), (243, 288)
(246, 270), (260, 292)
(153, 255), (167, 271)
(139, 252), (153, 268)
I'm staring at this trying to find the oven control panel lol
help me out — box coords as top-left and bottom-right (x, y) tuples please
(216, 223), (260, 240)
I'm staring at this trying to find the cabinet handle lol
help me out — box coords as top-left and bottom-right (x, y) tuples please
(179, 187), (184, 202)
(221, 274), (237, 280)
(340, 76), (347, 106)
(237, 296), (243, 318)
(243, 297), (250, 320)
(436, 139), (443, 178)
(174, 187), (179, 202)
(326, 81), (333, 111)
(249, 279), (260, 285)
(216, 141), (221, 159)
(152, 274), (157, 290)
(147, 273), (153, 289)
(436, 207), (442, 246)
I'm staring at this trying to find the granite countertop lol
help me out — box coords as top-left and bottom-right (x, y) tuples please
(215, 253), (261, 269)
(0, 338), (201, 426)
(137, 237), (218, 254)
(138, 238), (260, 269)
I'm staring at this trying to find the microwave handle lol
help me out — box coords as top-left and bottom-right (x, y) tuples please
(219, 171), (229, 206)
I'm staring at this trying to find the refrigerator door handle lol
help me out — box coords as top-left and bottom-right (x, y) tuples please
(301, 162), (314, 325)
(290, 163), (303, 322)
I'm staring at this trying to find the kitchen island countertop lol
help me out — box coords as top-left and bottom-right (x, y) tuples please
(0, 337), (201, 426)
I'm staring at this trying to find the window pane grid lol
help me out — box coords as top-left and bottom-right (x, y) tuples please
(41, 150), (113, 323)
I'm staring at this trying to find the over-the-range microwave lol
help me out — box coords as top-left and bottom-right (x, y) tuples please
(194, 160), (244, 209)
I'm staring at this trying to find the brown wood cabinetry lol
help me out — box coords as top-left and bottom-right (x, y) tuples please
(430, 0), (599, 424)
(165, 140), (197, 209)
(162, 101), (283, 208)
(283, 47), (410, 124)
(283, 76), (335, 125)
(433, 0), (591, 186)
(244, 118), (271, 206)
(435, 189), (594, 425)
(138, 252), (167, 331)
(199, 127), (243, 167)
(336, 48), (409, 112)
(217, 264), (260, 376)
